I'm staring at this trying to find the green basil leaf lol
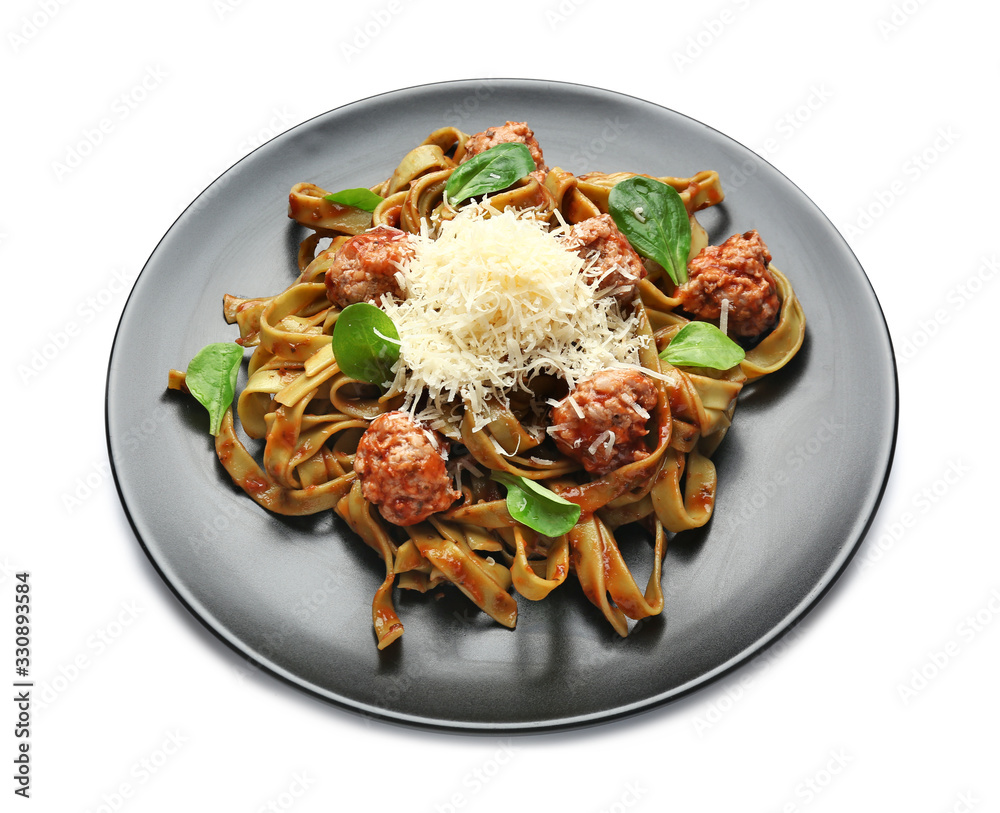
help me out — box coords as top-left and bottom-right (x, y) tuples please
(445, 143), (536, 205)
(490, 471), (581, 537)
(659, 321), (745, 370)
(322, 187), (384, 213)
(185, 342), (244, 435)
(332, 302), (400, 387)
(608, 175), (691, 285)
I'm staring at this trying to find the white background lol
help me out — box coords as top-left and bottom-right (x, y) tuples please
(4, 0), (997, 811)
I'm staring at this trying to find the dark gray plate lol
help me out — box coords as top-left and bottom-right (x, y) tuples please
(106, 79), (897, 731)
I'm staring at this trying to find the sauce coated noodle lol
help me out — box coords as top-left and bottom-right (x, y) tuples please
(169, 121), (805, 649)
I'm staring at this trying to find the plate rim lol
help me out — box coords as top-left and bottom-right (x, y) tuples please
(105, 76), (900, 733)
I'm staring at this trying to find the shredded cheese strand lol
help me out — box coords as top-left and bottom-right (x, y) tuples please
(381, 205), (647, 430)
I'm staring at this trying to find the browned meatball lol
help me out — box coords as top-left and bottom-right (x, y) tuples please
(549, 370), (658, 475)
(460, 121), (548, 182)
(675, 230), (780, 339)
(564, 214), (647, 304)
(354, 412), (460, 526)
(324, 226), (412, 309)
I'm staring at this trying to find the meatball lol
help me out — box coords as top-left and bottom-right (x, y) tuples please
(675, 230), (780, 339)
(324, 226), (412, 309)
(460, 121), (548, 182)
(354, 412), (460, 526)
(564, 214), (647, 304)
(549, 370), (658, 476)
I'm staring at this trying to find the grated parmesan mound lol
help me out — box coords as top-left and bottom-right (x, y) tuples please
(381, 204), (648, 432)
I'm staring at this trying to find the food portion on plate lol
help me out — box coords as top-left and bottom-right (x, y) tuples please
(167, 120), (805, 650)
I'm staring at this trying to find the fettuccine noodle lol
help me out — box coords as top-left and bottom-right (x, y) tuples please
(169, 122), (805, 650)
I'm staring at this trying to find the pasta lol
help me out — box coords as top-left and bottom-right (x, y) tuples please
(168, 121), (805, 650)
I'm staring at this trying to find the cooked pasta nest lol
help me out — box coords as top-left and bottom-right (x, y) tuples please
(168, 123), (805, 650)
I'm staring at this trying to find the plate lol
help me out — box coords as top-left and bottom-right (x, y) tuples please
(106, 79), (897, 731)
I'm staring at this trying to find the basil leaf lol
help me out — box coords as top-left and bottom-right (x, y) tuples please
(185, 342), (244, 435)
(332, 302), (400, 387)
(608, 176), (691, 285)
(322, 187), (384, 213)
(659, 322), (745, 370)
(445, 143), (536, 205)
(491, 471), (581, 537)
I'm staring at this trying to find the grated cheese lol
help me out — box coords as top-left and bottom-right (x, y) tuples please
(588, 429), (616, 456)
(381, 205), (647, 431)
(488, 434), (520, 458)
(450, 454), (482, 492)
(372, 327), (401, 345)
(621, 392), (650, 420)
